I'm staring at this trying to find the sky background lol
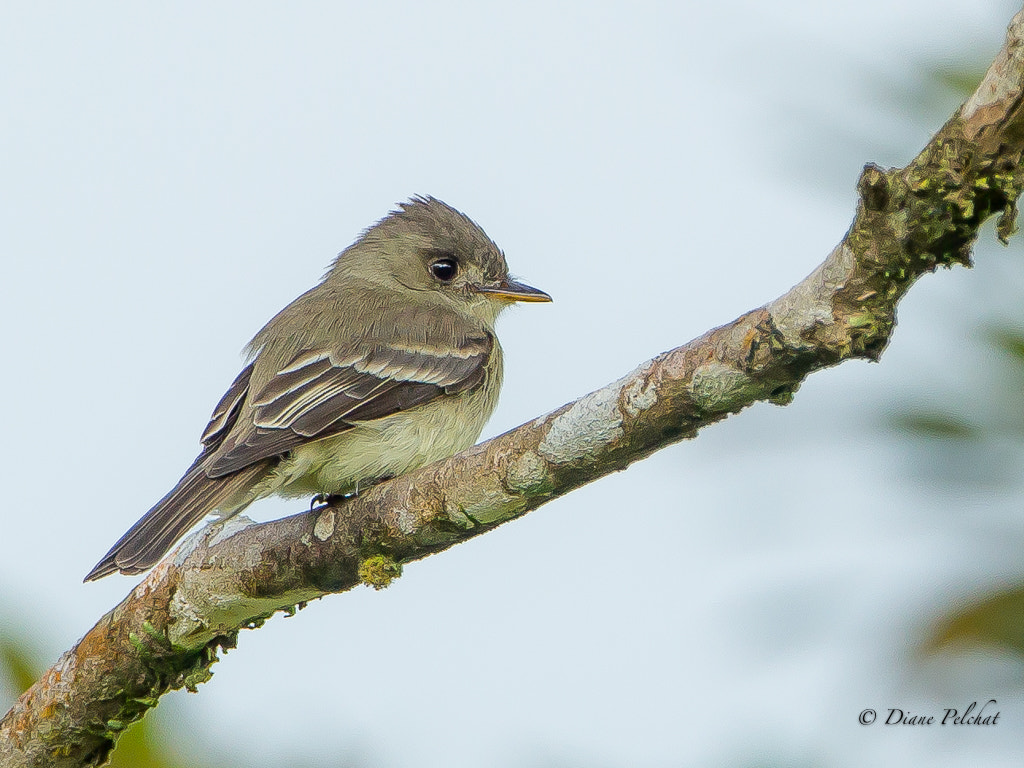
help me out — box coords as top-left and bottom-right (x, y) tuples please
(3, 2), (1024, 766)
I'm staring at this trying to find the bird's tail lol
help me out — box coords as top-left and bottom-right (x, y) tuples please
(84, 461), (267, 581)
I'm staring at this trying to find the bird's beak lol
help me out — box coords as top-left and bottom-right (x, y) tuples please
(477, 278), (552, 303)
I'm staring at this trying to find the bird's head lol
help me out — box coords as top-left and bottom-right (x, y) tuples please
(329, 196), (551, 327)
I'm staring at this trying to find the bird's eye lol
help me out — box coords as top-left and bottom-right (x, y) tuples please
(429, 258), (458, 282)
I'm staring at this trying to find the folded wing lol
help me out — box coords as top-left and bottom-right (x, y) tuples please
(204, 335), (492, 477)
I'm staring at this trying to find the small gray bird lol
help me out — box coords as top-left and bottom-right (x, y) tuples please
(85, 197), (550, 581)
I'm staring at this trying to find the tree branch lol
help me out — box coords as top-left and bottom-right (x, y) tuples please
(6, 10), (1024, 767)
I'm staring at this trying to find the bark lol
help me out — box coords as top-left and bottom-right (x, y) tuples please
(6, 9), (1024, 767)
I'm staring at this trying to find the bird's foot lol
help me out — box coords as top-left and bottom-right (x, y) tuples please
(309, 476), (396, 510)
(309, 493), (349, 510)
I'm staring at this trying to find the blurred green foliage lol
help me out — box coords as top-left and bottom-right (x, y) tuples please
(892, 62), (1024, 660)
(903, 319), (1024, 655)
(0, 634), (39, 702)
(894, 410), (978, 441)
(927, 585), (1024, 658)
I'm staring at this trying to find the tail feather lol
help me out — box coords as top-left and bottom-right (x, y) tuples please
(84, 462), (267, 581)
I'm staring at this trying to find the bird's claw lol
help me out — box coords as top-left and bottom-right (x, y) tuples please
(310, 493), (350, 510)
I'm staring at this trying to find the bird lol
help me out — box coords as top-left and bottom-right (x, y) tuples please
(84, 197), (550, 581)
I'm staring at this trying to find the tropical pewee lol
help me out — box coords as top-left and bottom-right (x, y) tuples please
(85, 196), (550, 581)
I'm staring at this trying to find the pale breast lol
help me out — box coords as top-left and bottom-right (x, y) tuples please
(268, 344), (503, 498)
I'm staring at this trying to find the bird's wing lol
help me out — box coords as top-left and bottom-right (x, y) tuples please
(202, 334), (493, 478)
(199, 361), (255, 449)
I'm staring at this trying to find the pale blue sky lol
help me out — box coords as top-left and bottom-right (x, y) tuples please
(2, 2), (1023, 766)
